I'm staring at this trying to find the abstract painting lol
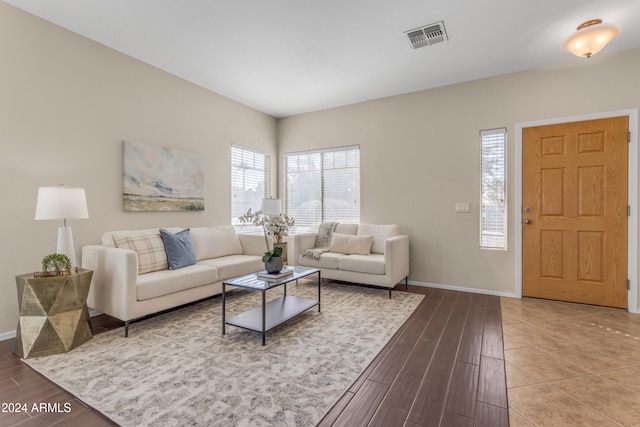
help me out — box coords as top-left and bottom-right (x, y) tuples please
(123, 140), (204, 211)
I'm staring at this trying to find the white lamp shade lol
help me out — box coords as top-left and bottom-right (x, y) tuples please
(35, 186), (89, 220)
(261, 198), (281, 216)
(563, 21), (620, 58)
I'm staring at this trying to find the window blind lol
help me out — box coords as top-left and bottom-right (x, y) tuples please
(480, 128), (507, 249)
(284, 146), (360, 230)
(231, 144), (269, 226)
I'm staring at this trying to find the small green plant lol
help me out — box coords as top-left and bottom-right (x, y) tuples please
(262, 246), (283, 262)
(41, 253), (72, 277)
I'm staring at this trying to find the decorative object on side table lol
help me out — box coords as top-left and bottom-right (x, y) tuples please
(13, 268), (93, 358)
(35, 253), (76, 277)
(262, 245), (284, 273)
(35, 185), (89, 268)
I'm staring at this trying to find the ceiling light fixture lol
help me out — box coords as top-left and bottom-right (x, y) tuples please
(562, 19), (620, 58)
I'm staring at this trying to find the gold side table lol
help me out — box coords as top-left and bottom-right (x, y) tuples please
(13, 269), (93, 358)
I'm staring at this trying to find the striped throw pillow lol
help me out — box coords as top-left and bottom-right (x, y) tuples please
(113, 230), (169, 274)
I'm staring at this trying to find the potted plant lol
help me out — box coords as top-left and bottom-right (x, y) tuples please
(262, 246), (284, 274)
(35, 253), (75, 277)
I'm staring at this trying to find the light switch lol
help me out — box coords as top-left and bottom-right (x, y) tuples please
(455, 202), (470, 213)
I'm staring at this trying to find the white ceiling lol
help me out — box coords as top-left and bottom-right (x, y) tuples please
(6, 0), (640, 118)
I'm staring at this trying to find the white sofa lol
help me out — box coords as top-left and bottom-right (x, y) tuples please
(82, 226), (266, 336)
(292, 224), (409, 297)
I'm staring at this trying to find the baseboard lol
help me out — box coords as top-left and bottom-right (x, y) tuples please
(0, 330), (16, 341)
(407, 280), (518, 298)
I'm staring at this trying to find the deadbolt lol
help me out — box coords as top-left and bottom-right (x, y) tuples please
(524, 207), (532, 213)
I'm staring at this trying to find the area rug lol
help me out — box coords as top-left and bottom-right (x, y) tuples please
(25, 281), (423, 426)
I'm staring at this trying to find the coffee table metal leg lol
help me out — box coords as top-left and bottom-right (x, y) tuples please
(318, 271), (321, 312)
(262, 290), (266, 346)
(222, 283), (226, 335)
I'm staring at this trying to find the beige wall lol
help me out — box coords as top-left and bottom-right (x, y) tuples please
(278, 48), (640, 297)
(0, 3), (277, 335)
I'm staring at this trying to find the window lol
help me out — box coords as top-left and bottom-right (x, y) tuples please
(284, 145), (360, 230)
(231, 144), (269, 225)
(480, 128), (507, 249)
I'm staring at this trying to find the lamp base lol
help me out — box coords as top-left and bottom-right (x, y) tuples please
(57, 226), (77, 268)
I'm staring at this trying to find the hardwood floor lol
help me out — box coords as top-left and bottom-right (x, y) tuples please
(318, 285), (508, 427)
(0, 285), (507, 426)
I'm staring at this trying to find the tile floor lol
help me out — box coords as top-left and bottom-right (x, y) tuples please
(501, 296), (640, 427)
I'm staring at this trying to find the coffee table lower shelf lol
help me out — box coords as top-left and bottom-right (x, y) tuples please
(225, 295), (318, 341)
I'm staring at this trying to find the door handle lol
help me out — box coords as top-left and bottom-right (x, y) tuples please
(524, 219), (532, 224)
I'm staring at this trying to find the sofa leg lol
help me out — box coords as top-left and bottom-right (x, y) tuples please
(405, 276), (408, 290)
(389, 289), (392, 299)
(124, 321), (130, 338)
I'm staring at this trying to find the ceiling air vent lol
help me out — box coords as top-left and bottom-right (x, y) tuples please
(404, 21), (448, 50)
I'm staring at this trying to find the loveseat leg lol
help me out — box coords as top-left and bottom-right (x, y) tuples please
(389, 289), (392, 299)
(405, 276), (408, 290)
(124, 321), (130, 338)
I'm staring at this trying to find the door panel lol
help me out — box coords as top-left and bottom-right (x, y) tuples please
(522, 117), (628, 308)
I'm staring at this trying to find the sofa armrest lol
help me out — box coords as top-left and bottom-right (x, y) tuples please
(238, 233), (269, 256)
(82, 245), (138, 322)
(384, 234), (409, 283)
(292, 233), (317, 257)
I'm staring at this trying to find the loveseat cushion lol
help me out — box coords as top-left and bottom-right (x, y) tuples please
(298, 252), (344, 269)
(136, 265), (218, 301)
(329, 233), (373, 255)
(197, 255), (264, 281)
(190, 226), (244, 261)
(112, 229), (171, 274)
(338, 254), (386, 275)
(335, 223), (358, 235)
(356, 224), (400, 254)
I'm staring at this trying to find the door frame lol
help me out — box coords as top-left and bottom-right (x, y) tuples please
(515, 109), (639, 313)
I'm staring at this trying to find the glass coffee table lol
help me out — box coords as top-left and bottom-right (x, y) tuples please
(222, 266), (321, 345)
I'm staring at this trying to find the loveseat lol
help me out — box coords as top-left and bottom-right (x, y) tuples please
(82, 226), (266, 336)
(292, 224), (409, 297)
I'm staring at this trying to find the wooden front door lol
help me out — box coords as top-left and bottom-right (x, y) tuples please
(522, 117), (628, 308)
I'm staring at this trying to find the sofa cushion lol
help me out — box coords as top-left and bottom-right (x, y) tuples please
(335, 223), (358, 235)
(112, 229), (170, 274)
(197, 255), (264, 281)
(160, 229), (197, 270)
(136, 264), (218, 301)
(329, 234), (373, 255)
(190, 226), (244, 261)
(298, 252), (344, 269)
(103, 227), (182, 247)
(338, 254), (386, 275)
(357, 224), (400, 254)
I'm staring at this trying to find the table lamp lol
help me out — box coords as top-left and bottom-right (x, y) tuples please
(35, 185), (89, 268)
(261, 198), (281, 216)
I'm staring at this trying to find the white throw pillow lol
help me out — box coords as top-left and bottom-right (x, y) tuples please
(329, 233), (373, 255)
(112, 229), (169, 274)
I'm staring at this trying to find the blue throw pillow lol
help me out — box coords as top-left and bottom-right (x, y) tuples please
(159, 228), (197, 270)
